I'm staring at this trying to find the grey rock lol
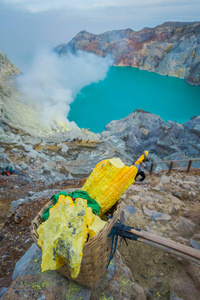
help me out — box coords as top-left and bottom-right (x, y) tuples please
(28, 191), (35, 196)
(164, 152), (189, 167)
(23, 144), (33, 152)
(147, 153), (168, 171)
(14, 185), (19, 189)
(42, 163), (52, 174)
(27, 149), (39, 158)
(170, 291), (184, 300)
(160, 175), (171, 184)
(191, 124), (200, 137)
(60, 144), (69, 153)
(124, 205), (137, 215)
(0, 153), (13, 168)
(67, 173), (74, 179)
(11, 242), (145, 300)
(10, 148), (19, 153)
(0, 287), (8, 298)
(189, 238), (200, 250)
(11, 243), (92, 300)
(101, 110), (200, 169)
(11, 199), (25, 213)
(10, 189), (61, 213)
(173, 217), (195, 237)
(143, 207), (172, 221)
(12, 243), (42, 280)
(36, 296), (46, 300)
(17, 162), (29, 170)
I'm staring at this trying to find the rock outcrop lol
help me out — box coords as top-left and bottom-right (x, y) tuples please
(101, 109), (200, 169)
(55, 22), (200, 85)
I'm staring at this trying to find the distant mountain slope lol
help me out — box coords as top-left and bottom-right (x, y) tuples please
(0, 52), (99, 139)
(55, 22), (200, 85)
(0, 52), (20, 98)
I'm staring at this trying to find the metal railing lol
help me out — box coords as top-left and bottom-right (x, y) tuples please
(149, 158), (200, 175)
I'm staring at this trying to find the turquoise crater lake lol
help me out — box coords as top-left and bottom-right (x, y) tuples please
(68, 67), (200, 133)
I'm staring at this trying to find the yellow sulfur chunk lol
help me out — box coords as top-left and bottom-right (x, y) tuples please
(57, 194), (68, 202)
(86, 207), (95, 227)
(82, 158), (138, 215)
(37, 196), (88, 278)
(89, 215), (107, 239)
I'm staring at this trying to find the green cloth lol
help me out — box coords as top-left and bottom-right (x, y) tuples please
(51, 191), (69, 205)
(42, 190), (100, 221)
(42, 205), (54, 221)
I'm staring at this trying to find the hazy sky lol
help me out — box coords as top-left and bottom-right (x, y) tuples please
(0, 0), (200, 69)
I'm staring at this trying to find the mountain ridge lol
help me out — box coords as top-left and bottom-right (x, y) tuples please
(55, 21), (200, 85)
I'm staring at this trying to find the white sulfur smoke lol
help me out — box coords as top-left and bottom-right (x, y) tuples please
(16, 49), (113, 127)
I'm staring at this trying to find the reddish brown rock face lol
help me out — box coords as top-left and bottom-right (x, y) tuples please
(54, 22), (200, 85)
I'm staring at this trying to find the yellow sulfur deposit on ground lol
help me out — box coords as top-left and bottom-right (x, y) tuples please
(82, 158), (138, 215)
(37, 196), (88, 278)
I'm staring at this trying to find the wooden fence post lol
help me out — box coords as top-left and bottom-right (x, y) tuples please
(150, 163), (154, 175)
(149, 158), (199, 176)
(186, 160), (192, 173)
(168, 162), (173, 173)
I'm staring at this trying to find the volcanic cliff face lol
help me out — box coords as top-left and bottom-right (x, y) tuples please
(0, 52), (20, 98)
(55, 22), (200, 85)
(0, 52), (100, 139)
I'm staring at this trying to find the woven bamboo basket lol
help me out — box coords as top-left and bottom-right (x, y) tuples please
(30, 190), (121, 289)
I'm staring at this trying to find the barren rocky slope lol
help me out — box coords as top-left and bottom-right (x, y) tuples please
(0, 170), (200, 299)
(55, 22), (200, 85)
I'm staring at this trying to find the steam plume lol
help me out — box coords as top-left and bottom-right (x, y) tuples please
(16, 49), (112, 127)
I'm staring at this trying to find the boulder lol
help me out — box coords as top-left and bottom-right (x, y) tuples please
(173, 217), (196, 237)
(143, 207), (172, 221)
(3, 244), (146, 300)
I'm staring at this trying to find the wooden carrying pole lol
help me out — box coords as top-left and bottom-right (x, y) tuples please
(128, 228), (200, 266)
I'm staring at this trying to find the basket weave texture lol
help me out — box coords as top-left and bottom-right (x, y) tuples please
(30, 193), (121, 289)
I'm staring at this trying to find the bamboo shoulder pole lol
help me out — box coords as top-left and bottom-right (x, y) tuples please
(136, 237), (200, 266)
(128, 228), (200, 261)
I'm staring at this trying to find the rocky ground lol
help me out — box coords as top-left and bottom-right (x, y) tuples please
(0, 168), (200, 299)
(0, 175), (86, 288)
(121, 170), (200, 300)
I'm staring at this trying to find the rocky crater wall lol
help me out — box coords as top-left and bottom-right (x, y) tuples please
(55, 22), (200, 85)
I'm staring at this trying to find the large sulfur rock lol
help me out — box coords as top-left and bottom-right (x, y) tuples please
(82, 158), (138, 215)
(37, 196), (88, 278)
